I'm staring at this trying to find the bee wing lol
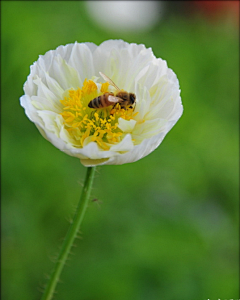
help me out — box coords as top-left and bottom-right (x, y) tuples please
(108, 95), (124, 104)
(99, 72), (121, 91)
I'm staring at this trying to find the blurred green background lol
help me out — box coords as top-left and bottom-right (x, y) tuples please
(1, 1), (239, 300)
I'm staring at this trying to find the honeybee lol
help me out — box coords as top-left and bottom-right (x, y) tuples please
(88, 72), (136, 109)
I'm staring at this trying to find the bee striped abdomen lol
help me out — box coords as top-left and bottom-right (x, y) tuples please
(88, 96), (102, 108)
(88, 93), (114, 108)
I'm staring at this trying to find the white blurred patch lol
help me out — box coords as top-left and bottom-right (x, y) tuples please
(85, 1), (163, 32)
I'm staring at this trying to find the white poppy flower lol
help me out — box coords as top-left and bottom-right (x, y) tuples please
(20, 40), (183, 166)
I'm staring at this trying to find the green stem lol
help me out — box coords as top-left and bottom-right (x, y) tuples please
(40, 166), (96, 300)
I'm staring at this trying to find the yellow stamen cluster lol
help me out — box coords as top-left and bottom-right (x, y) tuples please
(59, 79), (136, 150)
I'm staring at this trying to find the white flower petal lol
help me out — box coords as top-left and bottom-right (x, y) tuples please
(68, 42), (96, 85)
(102, 130), (167, 165)
(20, 94), (43, 125)
(109, 134), (134, 152)
(44, 72), (65, 100)
(118, 118), (137, 133)
(48, 55), (81, 90)
(134, 83), (151, 120)
(92, 40), (155, 91)
(74, 142), (116, 160)
(80, 158), (110, 167)
(37, 110), (61, 136)
(31, 77), (62, 112)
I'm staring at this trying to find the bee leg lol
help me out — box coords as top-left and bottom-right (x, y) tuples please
(120, 105), (126, 110)
(110, 104), (116, 115)
(132, 104), (136, 111)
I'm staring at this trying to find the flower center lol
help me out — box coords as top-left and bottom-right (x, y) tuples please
(60, 79), (136, 150)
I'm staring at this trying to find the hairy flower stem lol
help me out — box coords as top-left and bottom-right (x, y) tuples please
(40, 166), (96, 300)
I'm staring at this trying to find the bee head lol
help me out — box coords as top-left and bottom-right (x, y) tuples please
(129, 93), (136, 104)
